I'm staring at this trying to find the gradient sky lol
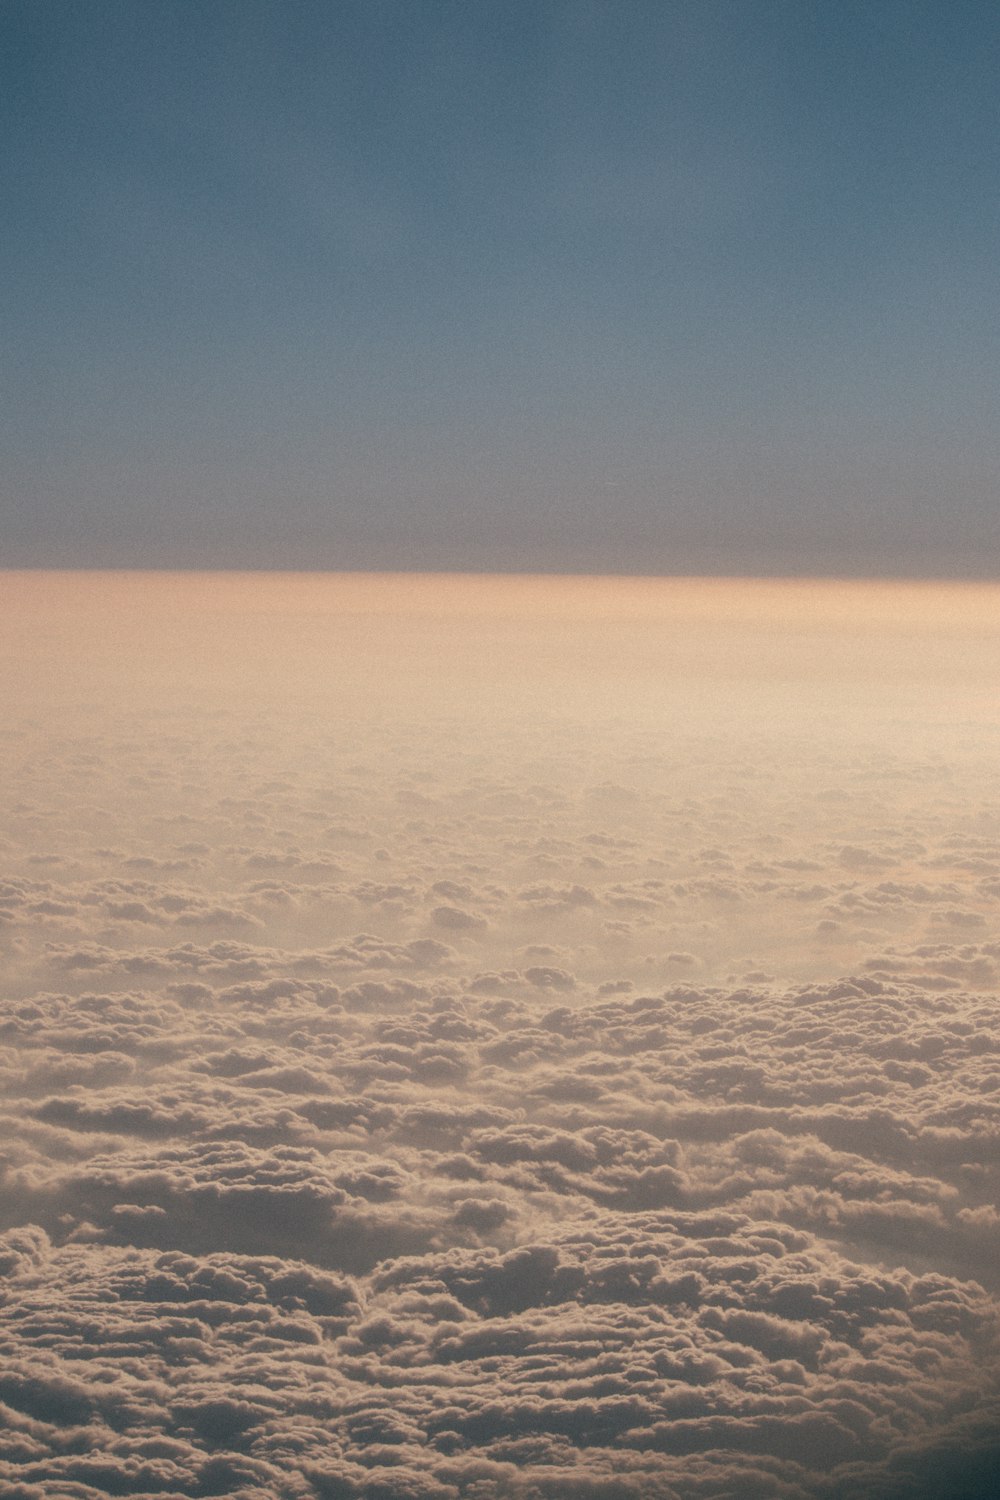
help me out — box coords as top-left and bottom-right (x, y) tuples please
(4, 0), (999, 574)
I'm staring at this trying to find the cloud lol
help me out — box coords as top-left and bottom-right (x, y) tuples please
(5, 589), (1000, 1497)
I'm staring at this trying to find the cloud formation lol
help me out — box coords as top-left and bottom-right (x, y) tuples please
(2, 574), (1000, 1497)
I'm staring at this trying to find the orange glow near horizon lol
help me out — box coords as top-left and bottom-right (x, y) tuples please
(6, 567), (1000, 626)
(4, 571), (1000, 746)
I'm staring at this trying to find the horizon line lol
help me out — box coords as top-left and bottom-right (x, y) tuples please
(5, 564), (1000, 587)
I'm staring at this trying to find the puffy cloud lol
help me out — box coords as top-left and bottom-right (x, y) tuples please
(5, 584), (1000, 1496)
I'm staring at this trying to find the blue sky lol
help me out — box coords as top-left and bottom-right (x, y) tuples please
(4, 0), (999, 573)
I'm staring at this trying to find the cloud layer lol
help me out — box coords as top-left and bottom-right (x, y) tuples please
(2, 574), (1000, 1498)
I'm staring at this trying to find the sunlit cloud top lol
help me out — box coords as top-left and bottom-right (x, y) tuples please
(4, 0), (999, 574)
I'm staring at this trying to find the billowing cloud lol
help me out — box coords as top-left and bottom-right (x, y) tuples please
(3, 573), (1000, 1496)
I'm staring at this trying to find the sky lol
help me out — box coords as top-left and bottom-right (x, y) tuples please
(3, 0), (1000, 574)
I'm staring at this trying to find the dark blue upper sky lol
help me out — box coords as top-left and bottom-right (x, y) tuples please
(4, 0), (999, 573)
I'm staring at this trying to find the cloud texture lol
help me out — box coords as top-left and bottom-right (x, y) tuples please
(2, 572), (1000, 1498)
